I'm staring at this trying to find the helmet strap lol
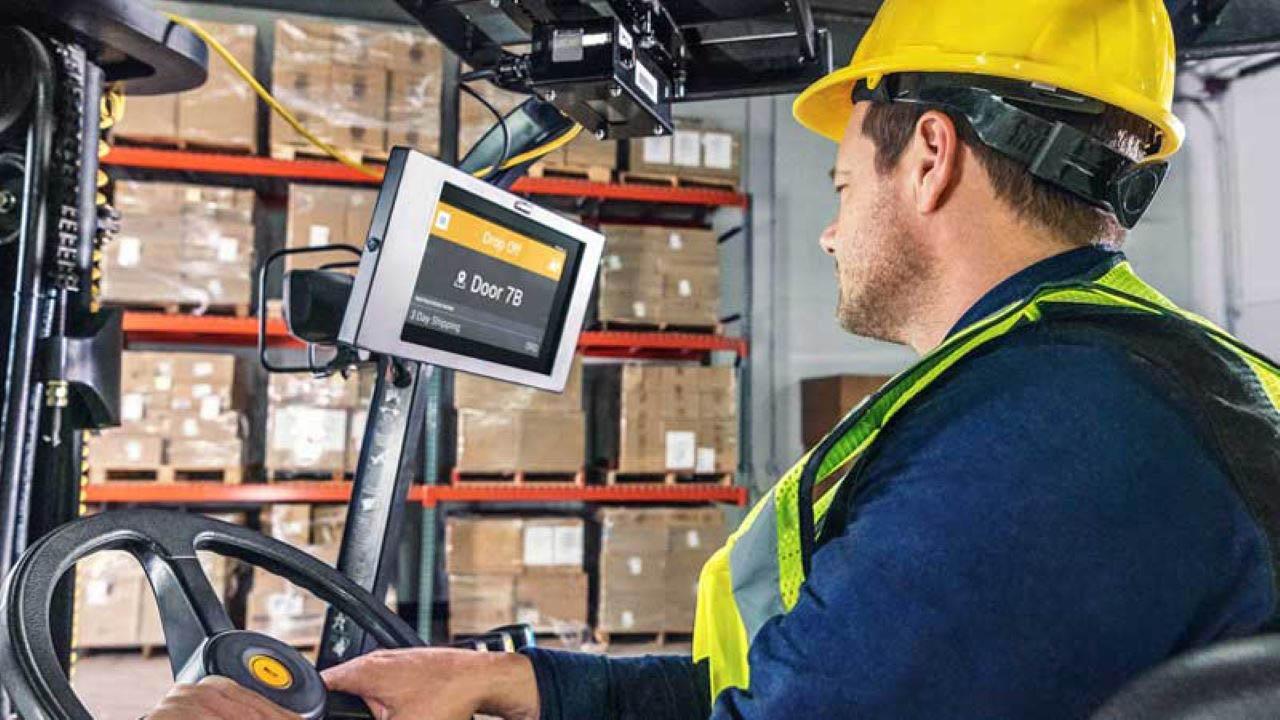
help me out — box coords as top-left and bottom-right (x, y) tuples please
(853, 74), (1167, 229)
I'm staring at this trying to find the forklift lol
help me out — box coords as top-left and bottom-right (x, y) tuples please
(0, 1), (1276, 718)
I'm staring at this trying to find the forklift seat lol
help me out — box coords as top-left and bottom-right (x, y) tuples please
(1090, 635), (1280, 719)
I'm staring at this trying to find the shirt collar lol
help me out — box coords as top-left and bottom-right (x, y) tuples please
(946, 246), (1125, 339)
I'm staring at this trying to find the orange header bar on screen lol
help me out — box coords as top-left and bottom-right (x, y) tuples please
(431, 202), (567, 282)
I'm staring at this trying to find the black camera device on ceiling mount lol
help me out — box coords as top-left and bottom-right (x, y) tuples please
(396, 0), (835, 140)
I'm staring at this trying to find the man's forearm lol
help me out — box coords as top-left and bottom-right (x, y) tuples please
(521, 648), (709, 720)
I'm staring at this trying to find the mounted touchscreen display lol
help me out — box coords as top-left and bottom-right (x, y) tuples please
(338, 148), (602, 392)
(400, 183), (582, 374)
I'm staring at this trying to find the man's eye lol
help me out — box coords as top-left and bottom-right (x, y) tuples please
(834, 184), (848, 196)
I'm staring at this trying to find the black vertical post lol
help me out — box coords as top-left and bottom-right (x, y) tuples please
(316, 358), (430, 668)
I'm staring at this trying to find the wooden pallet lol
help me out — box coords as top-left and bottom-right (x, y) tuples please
(103, 301), (251, 318)
(596, 318), (723, 334)
(450, 468), (587, 487)
(87, 465), (244, 485)
(605, 470), (733, 486)
(593, 630), (693, 648)
(619, 170), (738, 191)
(111, 134), (257, 156)
(267, 469), (352, 484)
(527, 161), (614, 184)
(270, 143), (389, 165)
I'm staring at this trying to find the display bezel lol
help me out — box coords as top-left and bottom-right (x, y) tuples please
(339, 149), (603, 392)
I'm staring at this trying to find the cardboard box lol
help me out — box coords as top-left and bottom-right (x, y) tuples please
(387, 71), (440, 154)
(800, 375), (892, 448)
(245, 542), (339, 647)
(454, 356), (583, 412)
(374, 29), (441, 73)
(87, 431), (164, 468)
(268, 371), (361, 408)
(595, 508), (725, 633)
(618, 366), (738, 473)
(448, 574), (515, 637)
(267, 504), (313, 547)
(285, 184), (363, 272)
(266, 405), (348, 471)
(270, 64), (334, 147)
(332, 23), (388, 67)
(274, 18), (335, 67)
(628, 122), (741, 184)
(177, 21), (257, 150)
(331, 64), (388, 153)
(445, 516), (524, 575)
(559, 133), (618, 169)
(167, 437), (245, 467)
(455, 409), (585, 473)
(521, 517), (585, 571)
(597, 509), (669, 633)
(346, 188), (378, 247)
(515, 570), (589, 633)
(311, 505), (348, 546)
(598, 225), (720, 326)
(113, 93), (178, 140)
(74, 551), (144, 648)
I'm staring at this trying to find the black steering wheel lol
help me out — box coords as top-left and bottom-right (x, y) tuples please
(0, 509), (426, 719)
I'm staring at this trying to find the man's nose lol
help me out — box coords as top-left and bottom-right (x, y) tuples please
(818, 222), (838, 256)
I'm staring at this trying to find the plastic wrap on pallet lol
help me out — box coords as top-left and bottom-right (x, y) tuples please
(267, 370), (364, 408)
(618, 366), (737, 474)
(597, 225), (720, 327)
(284, 184), (376, 273)
(104, 182), (255, 310)
(112, 21), (256, 150)
(454, 355), (583, 412)
(246, 541), (338, 646)
(455, 409), (586, 474)
(595, 507), (726, 634)
(266, 405), (349, 472)
(627, 119), (742, 184)
(177, 21), (257, 151)
(272, 19), (442, 156)
(167, 437), (245, 467)
(74, 551), (144, 648)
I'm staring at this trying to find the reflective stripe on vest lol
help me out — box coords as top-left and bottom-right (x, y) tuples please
(692, 260), (1280, 703)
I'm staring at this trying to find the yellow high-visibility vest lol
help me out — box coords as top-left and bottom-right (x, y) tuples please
(693, 259), (1280, 704)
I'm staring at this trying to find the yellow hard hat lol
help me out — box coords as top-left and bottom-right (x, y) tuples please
(793, 0), (1185, 161)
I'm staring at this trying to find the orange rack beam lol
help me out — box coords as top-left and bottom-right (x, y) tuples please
(121, 312), (748, 358)
(81, 482), (748, 507)
(100, 147), (749, 208)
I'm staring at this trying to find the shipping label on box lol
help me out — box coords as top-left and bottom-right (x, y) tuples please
(267, 405), (348, 471)
(522, 518), (584, 570)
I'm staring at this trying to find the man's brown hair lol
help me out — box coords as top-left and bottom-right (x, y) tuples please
(862, 93), (1159, 248)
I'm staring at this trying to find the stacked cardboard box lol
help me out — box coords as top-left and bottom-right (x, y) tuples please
(596, 507), (726, 634)
(273, 19), (443, 156)
(78, 513), (245, 649)
(266, 368), (372, 475)
(454, 358), (585, 474)
(598, 224), (719, 327)
(87, 351), (247, 474)
(533, 131), (618, 180)
(113, 21), (258, 151)
(618, 365), (737, 474)
(284, 183), (378, 273)
(250, 503), (398, 646)
(628, 120), (742, 187)
(459, 75), (528, 158)
(800, 375), (892, 448)
(446, 516), (588, 637)
(103, 181), (256, 309)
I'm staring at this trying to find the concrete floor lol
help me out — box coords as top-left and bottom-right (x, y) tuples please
(71, 639), (691, 720)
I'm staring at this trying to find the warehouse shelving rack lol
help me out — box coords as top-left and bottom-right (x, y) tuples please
(96, 61), (754, 642)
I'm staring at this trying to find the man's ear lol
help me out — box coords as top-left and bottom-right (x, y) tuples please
(910, 110), (962, 214)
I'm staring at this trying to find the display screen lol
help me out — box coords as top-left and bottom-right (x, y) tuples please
(400, 183), (584, 374)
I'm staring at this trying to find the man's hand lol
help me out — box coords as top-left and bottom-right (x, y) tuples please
(147, 676), (301, 720)
(321, 648), (539, 720)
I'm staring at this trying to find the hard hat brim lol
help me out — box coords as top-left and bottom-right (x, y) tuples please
(792, 56), (1186, 161)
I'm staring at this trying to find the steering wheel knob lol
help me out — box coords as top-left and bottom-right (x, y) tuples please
(180, 631), (327, 719)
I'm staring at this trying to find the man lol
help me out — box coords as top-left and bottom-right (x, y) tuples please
(150, 0), (1280, 718)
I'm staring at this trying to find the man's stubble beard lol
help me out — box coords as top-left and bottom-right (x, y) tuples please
(835, 188), (933, 345)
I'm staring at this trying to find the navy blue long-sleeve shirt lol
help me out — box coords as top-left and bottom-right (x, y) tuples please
(523, 247), (1274, 719)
